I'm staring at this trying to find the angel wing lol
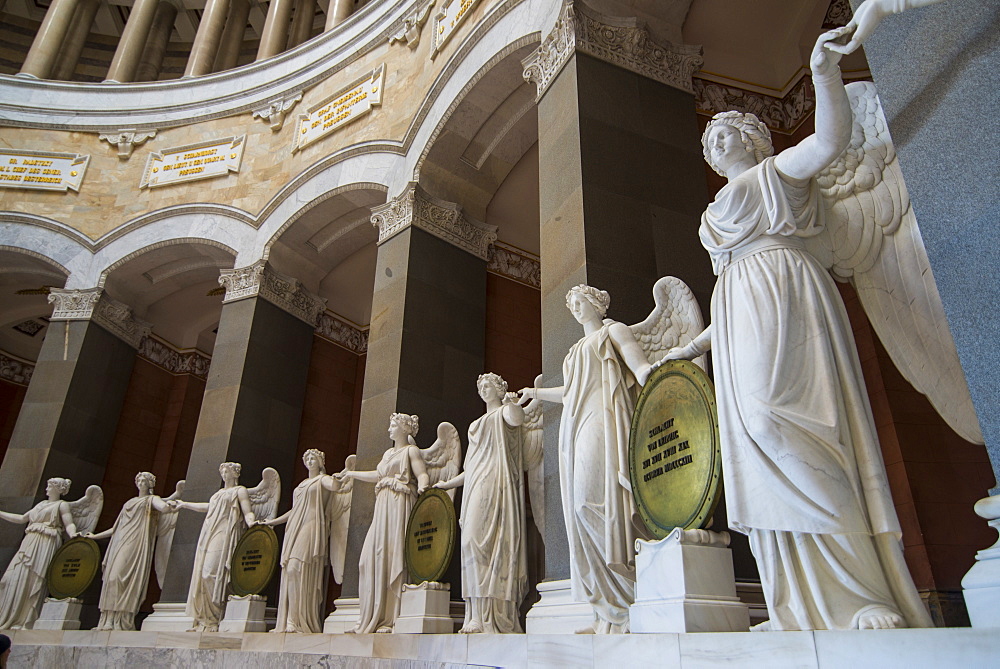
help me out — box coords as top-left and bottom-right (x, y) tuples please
(420, 422), (463, 499)
(629, 276), (706, 371)
(328, 455), (355, 584)
(247, 467), (281, 522)
(154, 480), (185, 588)
(809, 81), (983, 445)
(67, 485), (103, 536)
(519, 374), (546, 540)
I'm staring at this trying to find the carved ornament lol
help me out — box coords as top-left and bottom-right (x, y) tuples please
(315, 312), (369, 355)
(138, 336), (211, 379)
(487, 243), (540, 289)
(48, 288), (151, 348)
(219, 260), (326, 326)
(98, 129), (157, 160)
(389, 0), (436, 49)
(523, 0), (704, 101)
(371, 184), (498, 261)
(0, 350), (34, 386)
(693, 75), (816, 135)
(252, 92), (303, 132)
(48, 288), (102, 320)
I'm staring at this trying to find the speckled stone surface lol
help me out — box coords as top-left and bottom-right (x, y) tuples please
(857, 0), (1000, 492)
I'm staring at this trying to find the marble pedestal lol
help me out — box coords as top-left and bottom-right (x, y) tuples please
(219, 594), (267, 633)
(323, 596), (360, 633)
(962, 495), (1000, 627)
(33, 597), (83, 630)
(393, 581), (453, 633)
(140, 602), (195, 631)
(630, 529), (749, 633)
(524, 579), (594, 634)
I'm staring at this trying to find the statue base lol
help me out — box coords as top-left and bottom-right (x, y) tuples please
(524, 579), (594, 634)
(962, 495), (1000, 627)
(219, 594), (267, 633)
(140, 602), (195, 631)
(393, 581), (454, 633)
(630, 529), (749, 633)
(323, 597), (360, 633)
(33, 597), (83, 630)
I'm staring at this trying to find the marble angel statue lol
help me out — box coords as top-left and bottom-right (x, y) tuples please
(85, 475), (185, 631)
(174, 462), (279, 631)
(654, 27), (943, 631)
(517, 277), (704, 634)
(520, 374), (546, 542)
(266, 449), (355, 633)
(342, 413), (461, 633)
(0, 478), (102, 629)
(434, 373), (529, 633)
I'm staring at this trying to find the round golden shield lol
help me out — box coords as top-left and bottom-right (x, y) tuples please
(628, 359), (721, 538)
(229, 524), (280, 596)
(404, 488), (456, 584)
(46, 536), (101, 599)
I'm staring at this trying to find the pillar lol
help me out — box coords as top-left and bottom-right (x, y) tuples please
(212, 0), (251, 73)
(50, 0), (100, 81)
(289, 0), (316, 48)
(325, 0), (354, 31)
(184, 0), (232, 77)
(0, 289), (149, 568)
(338, 184), (496, 601)
(256, 0), (295, 61)
(521, 0), (713, 591)
(148, 261), (323, 628)
(135, 1), (178, 82)
(105, 0), (164, 82)
(19, 0), (83, 79)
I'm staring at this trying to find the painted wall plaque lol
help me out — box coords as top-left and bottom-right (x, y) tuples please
(404, 488), (456, 584)
(46, 536), (101, 599)
(140, 135), (245, 189)
(628, 360), (721, 538)
(292, 64), (385, 153)
(0, 149), (89, 192)
(229, 523), (279, 597)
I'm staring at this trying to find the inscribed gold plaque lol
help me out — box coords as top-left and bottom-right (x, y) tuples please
(46, 536), (101, 599)
(629, 360), (721, 538)
(404, 488), (456, 584)
(230, 524), (279, 596)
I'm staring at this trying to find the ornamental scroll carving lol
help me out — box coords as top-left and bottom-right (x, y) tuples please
(694, 75), (815, 135)
(487, 243), (540, 289)
(48, 288), (102, 320)
(523, 0), (703, 100)
(98, 129), (157, 160)
(48, 288), (151, 348)
(219, 260), (326, 326)
(138, 337), (211, 379)
(0, 350), (33, 386)
(252, 92), (303, 131)
(371, 184), (498, 261)
(316, 312), (369, 355)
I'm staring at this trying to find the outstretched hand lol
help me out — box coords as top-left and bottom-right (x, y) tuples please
(516, 388), (535, 406)
(651, 346), (693, 371)
(826, 0), (888, 55)
(811, 26), (850, 76)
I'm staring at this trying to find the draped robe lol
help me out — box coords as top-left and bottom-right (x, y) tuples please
(97, 495), (158, 630)
(274, 475), (331, 633)
(0, 500), (65, 629)
(185, 486), (246, 631)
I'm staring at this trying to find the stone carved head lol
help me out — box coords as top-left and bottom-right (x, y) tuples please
(135, 471), (156, 491)
(389, 412), (420, 445)
(478, 372), (508, 400)
(701, 110), (774, 176)
(47, 477), (71, 496)
(566, 284), (610, 319)
(303, 448), (327, 474)
(219, 462), (242, 480)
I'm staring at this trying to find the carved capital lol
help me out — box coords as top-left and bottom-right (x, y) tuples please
(523, 0), (703, 100)
(48, 288), (150, 347)
(389, 0), (436, 49)
(48, 288), (102, 320)
(316, 312), (369, 354)
(371, 184), (498, 260)
(0, 350), (34, 386)
(252, 92), (303, 131)
(219, 260), (326, 326)
(98, 129), (157, 160)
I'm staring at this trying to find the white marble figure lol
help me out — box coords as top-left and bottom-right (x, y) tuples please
(435, 373), (529, 633)
(0, 479), (102, 630)
(343, 413), (461, 634)
(827, 0), (946, 57)
(174, 463), (280, 632)
(654, 29), (938, 631)
(517, 276), (704, 634)
(85, 474), (185, 631)
(521, 374), (546, 541)
(266, 450), (354, 633)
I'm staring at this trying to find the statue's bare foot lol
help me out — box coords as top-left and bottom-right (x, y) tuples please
(375, 626), (393, 633)
(858, 607), (904, 630)
(750, 620), (772, 632)
(459, 622), (483, 634)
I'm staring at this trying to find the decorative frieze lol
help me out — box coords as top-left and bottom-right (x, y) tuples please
(487, 243), (540, 289)
(523, 0), (703, 100)
(252, 92), (303, 132)
(823, 0), (852, 28)
(98, 129), (157, 160)
(0, 149), (89, 192)
(431, 0), (481, 56)
(218, 260), (326, 326)
(390, 0), (436, 49)
(693, 75), (815, 135)
(0, 350), (34, 386)
(47, 288), (151, 348)
(371, 184), (498, 261)
(140, 136), (246, 189)
(315, 312), (369, 355)
(292, 65), (385, 153)
(138, 336), (211, 379)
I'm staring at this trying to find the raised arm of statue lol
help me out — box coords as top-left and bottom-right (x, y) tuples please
(0, 509), (28, 524)
(828, 0), (946, 55)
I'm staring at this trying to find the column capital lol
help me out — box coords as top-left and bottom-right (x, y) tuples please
(218, 260), (326, 326)
(47, 288), (152, 348)
(522, 0), (704, 101)
(370, 183), (498, 261)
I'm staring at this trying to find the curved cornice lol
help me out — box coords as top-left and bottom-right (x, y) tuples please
(0, 0), (412, 131)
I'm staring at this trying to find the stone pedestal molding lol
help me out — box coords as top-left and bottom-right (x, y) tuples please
(323, 596), (360, 633)
(962, 494), (1000, 628)
(251, 92), (302, 131)
(47, 288), (152, 348)
(98, 129), (157, 160)
(218, 594), (267, 633)
(218, 260), (326, 326)
(522, 0), (704, 101)
(370, 183), (498, 261)
(524, 579), (594, 634)
(393, 581), (454, 634)
(140, 601), (195, 631)
(33, 597), (83, 630)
